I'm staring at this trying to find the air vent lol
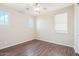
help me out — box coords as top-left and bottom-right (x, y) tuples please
(43, 8), (47, 10)
(26, 8), (30, 10)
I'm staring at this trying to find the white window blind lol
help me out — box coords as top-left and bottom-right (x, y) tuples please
(55, 13), (68, 33)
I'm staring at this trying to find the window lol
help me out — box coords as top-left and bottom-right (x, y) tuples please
(54, 13), (68, 33)
(0, 11), (9, 25)
(28, 19), (34, 28)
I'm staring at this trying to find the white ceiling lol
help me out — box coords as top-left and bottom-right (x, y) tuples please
(3, 3), (73, 16)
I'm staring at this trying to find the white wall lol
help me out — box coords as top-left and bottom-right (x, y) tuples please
(36, 6), (74, 47)
(74, 4), (79, 53)
(0, 4), (34, 49)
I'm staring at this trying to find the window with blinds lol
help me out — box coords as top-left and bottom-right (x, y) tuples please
(54, 13), (68, 33)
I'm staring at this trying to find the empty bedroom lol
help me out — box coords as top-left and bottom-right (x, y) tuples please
(0, 3), (79, 56)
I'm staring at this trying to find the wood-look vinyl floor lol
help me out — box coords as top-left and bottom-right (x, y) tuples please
(0, 39), (75, 56)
